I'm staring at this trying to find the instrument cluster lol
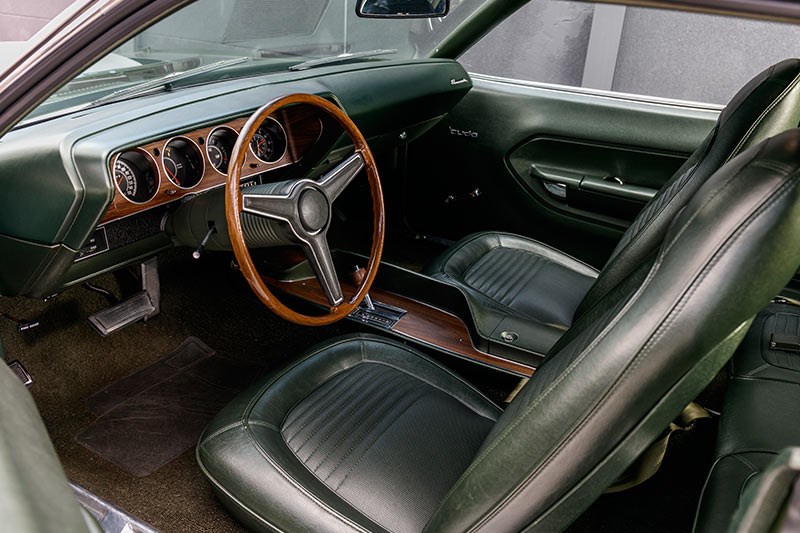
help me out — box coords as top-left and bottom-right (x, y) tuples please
(105, 108), (319, 224)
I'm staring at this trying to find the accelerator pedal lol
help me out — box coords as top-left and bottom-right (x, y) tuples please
(89, 258), (160, 336)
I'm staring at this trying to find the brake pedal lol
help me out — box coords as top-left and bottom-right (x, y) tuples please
(8, 360), (33, 387)
(88, 258), (160, 336)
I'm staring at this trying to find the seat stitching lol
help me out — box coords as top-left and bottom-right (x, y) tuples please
(733, 454), (760, 471)
(730, 73), (800, 160)
(603, 131), (714, 269)
(347, 336), (502, 417)
(197, 422), (375, 532)
(362, 359), (502, 420)
(296, 370), (403, 457)
(247, 420), (280, 431)
(200, 421), (245, 442)
(246, 428), (376, 532)
(333, 392), (430, 491)
(443, 232), (597, 278)
(731, 375), (800, 388)
(439, 232), (503, 277)
(323, 385), (427, 482)
(504, 256), (548, 308)
(285, 365), (391, 445)
(240, 419), (378, 531)
(241, 335), (360, 425)
(283, 364), (374, 438)
(741, 363), (771, 377)
(739, 471), (763, 502)
(496, 234), (598, 273)
(612, 70), (798, 274)
(496, 252), (546, 306)
(316, 379), (422, 478)
(465, 248), (534, 304)
(658, 144), (770, 261)
(715, 448), (782, 460)
(308, 374), (415, 472)
(460, 247), (586, 325)
(691, 450), (778, 532)
(196, 459), (289, 533)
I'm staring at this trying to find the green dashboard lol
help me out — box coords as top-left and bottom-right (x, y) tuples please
(0, 58), (471, 297)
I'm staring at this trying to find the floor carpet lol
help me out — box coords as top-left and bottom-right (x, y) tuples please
(0, 249), (345, 532)
(77, 337), (269, 477)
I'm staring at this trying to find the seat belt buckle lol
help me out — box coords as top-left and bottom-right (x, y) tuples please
(769, 333), (800, 353)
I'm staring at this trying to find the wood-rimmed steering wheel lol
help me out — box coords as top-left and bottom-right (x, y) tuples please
(225, 94), (384, 326)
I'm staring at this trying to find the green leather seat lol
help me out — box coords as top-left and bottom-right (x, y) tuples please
(694, 303), (800, 532)
(426, 59), (800, 346)
(199, 130), (800, 532)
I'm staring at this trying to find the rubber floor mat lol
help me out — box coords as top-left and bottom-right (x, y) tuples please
(77, 337), (265, 477)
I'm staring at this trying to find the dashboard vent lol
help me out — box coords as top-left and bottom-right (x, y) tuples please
(223, 0), (330, 42)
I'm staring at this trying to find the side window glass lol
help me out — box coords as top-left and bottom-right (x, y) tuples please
(460, 0), (800, 105)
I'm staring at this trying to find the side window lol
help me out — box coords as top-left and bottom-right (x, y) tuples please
(459, 0), (800, 105)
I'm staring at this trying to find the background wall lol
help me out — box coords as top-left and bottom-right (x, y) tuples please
(460, 1), (800, 105)
(0, 0), (73, 41)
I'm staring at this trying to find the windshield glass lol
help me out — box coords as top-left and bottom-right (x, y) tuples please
(28, 0), (486, 120)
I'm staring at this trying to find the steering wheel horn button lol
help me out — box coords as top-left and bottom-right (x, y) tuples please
(298, 188), (330, 232)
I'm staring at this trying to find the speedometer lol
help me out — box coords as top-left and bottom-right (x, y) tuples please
(249, 117), (287, 163)
(113, 150), (159, 203)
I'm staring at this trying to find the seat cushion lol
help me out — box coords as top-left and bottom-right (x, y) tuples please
(425, 232), (598, 336)
(693, 451), (777, 533)
(196, 334), (501, 533)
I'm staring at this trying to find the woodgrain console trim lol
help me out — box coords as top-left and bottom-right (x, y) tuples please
(270, 276), (536, 377)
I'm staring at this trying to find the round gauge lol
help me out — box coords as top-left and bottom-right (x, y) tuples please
(113, 150), (159, 204)
(249, 117), (287, 163)
(206, 127), (238, 174)
(163, 137), (204, 188)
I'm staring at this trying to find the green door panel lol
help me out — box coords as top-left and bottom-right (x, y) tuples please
(515, 136), (688, 222)
(405, 74), (719, 266)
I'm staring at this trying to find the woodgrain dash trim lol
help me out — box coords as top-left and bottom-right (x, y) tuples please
(100, 105), (322, 224)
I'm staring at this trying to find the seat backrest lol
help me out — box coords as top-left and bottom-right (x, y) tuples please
(574, 58), (800, 320)
(425, 130), (800, 532)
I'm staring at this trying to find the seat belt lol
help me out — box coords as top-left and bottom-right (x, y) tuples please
(504, 377), (529, 404)
(605, 402), (711, 493)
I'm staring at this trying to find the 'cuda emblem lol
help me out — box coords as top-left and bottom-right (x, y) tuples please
(449, 126), (478, 138)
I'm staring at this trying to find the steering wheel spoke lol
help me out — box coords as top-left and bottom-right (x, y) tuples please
(302, 233), (344, 307)
(318, 152), (365, 202)
(242, 190), (296, 221)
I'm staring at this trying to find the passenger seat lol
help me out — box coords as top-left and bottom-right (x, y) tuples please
(426, 59), (800, 353)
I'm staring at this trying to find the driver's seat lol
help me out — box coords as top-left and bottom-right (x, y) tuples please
(198, 130), (800, 532)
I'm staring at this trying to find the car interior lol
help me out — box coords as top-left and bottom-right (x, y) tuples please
(3, 0), (800, 531)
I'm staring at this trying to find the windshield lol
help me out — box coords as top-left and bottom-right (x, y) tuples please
(28, 0), (487, 120)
